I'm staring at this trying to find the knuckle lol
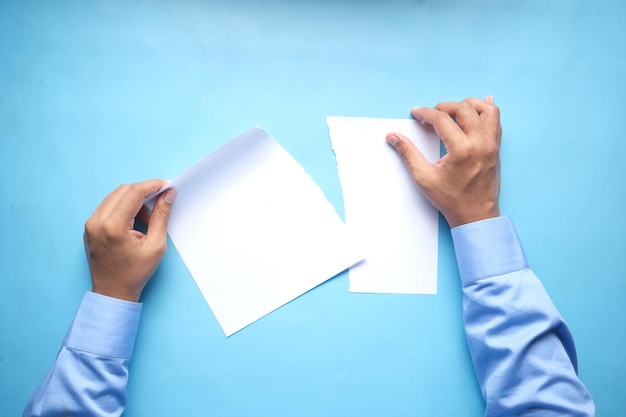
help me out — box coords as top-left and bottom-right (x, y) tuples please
(100, 220), (120, 239)
(481, 141), (499, 158)
(84, 215), (121, 242)
(126, 183), (140, 194)
(117, 183), (131, 193)
(459, 100), (472, 110)
(433, 102), (449, 112)
(84, 217), (97, 236)
(475, 142), (499, 169)
(396, 144), (410, 161)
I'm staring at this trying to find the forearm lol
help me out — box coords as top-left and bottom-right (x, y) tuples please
(452, 216), (595, 416)
(23, 292), (141, 417)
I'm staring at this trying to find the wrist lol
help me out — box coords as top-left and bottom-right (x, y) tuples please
(92, 282), (142, 303)
(445, 204), (500, 228)
(447, 212), (500, 228)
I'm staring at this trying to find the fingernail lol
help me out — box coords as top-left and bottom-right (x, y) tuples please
(411, 107), (424, 121)
(386, 134), (399, 146)
(164, 189), (177, 204)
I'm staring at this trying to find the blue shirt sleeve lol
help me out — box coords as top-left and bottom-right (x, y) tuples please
(451, 216), (595, 416)
(23, 291), (142, 417)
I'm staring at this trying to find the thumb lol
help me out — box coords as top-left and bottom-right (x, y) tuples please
(386, 132), (431, 188)
(147, 189), (177, 244)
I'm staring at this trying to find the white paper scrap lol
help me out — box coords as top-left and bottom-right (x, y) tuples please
(327, 116), (440, 294)
(147, 128), (363, 336)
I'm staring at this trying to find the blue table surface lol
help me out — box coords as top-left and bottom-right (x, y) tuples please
(1, 1), (624, 416)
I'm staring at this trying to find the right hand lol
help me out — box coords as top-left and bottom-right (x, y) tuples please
(386, 96), (502, 228)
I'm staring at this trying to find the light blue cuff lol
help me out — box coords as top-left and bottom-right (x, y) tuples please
(63, 291), (142, 358)
(451, 216), (528, 284)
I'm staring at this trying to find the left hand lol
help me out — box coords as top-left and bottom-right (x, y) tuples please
(83, 179), (177, 302)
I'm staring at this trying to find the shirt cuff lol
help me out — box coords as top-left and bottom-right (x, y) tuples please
(450, 215), (528, 284)
(62, 291), (143, 358)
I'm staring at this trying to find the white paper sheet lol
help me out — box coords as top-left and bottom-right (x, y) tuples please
(146, 128), (363, 336)
(327, 116), (440, 294)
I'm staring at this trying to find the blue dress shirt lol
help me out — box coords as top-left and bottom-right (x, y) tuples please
(452, 216), (595, 416)
(24, 216), (595, 416)
(23, 292), (142, 417)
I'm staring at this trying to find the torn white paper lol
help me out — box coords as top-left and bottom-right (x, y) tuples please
(327, 117), (440, 294)
(147, 128), (363, 336)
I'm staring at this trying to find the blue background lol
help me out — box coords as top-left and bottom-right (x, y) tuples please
(1, 1), (624, 415)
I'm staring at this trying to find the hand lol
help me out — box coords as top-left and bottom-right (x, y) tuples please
(83, 179), (177, 302)
(386, 96), (502, 228)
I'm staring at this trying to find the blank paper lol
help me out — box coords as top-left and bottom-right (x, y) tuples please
(147, 128), (363, 336)
(327, 116), (440, 294)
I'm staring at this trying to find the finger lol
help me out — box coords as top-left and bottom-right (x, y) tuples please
(411, 107), (464, 152)
(113, 179), (170, 225)
(386, 132), (433, 188)
(464, 97), (502, 143)
(146, 188), (177, 247)
(464, 97), (500, 121)
(464, 97), (492, 114)
(435, 100), (483, 136)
